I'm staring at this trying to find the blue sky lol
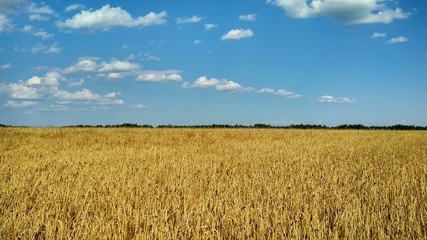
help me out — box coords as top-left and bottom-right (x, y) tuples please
(0, 0), (426, 126)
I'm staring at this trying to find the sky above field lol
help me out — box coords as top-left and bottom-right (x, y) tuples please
(0, 0), (426, 126)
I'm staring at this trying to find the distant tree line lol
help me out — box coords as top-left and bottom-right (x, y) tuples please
(1, 123), (426, 130)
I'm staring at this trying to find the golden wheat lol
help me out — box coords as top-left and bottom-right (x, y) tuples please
(1, 128), (426, 239)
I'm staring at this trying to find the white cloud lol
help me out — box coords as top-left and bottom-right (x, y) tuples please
(204, 23), (218, 30)
(0, 83), (41, 100)
(184, 76), (301, 99)
(267, 0), (410, 24)
(194, 39), (203, 45)
(386, 36), (409, 44)
(183, 76), (243, 91)
(126, 52), (161, 62)
(65, 4), (85, 13)
(317, 95), (355, 103)
(137, 70), (182, 82)
(57, 5), (167, 31)
(239, 14), (256, 21)
(68, 79), (85, 87)
(129, 103), (148, 109)
(257, 87), (301, 99)
(63, 58), (98, 74)
(221, 29), (254, 40)
(98, 60), (141, 74)
(0, 14), (12, 32)
(28, 2), (54, 15)
(31, 42), (61, 54)
(27, 76), (42, 85)
(177, 15), (204, 24)
(372, 32), (386, 38)
(4, 100), (37, 108)
(54, 88), (124, 105)
(22, 25), (54, 40)
(45, 42), (61, 54)
(29, 14), (49, 21)
(0, 63), (11, 70)
(0, 0), (26, 14)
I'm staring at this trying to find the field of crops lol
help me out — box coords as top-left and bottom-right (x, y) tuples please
(1, 128), (426, 239)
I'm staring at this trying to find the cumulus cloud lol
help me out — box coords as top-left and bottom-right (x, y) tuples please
(4, 100), (37, 108)
(68, 79), (85, 87)
(183, 76), (243, 91)
(0, 14), (12, 32)
(128, 103), (148, 109)
(386, 36), (409, 44)
(28, 2), (54, 15)
(267, 0), (410, 24)
(98, 60), (140, 73)
(54, 89), (124, 105)
(57, 5), (167, 31)
(221, 29), (254, 40)
(27, 76), (42, 85)
(0, 63), (11, 70)
(257, 87), (301, 99)
(0, 83), (42, 100)
(31, 42), (61, 54)
(177, 15), (204, 24)
(317, 95), (355, 103)
(137, 70), (182, 82)
(204, 23), (218, 30)
(22, 25), (54, 40)
(65, 4), (85, 13)
(194, 39), (203, 45)
(63, 58), (98, 74)
(371, 32), (386, 38)
(28, 2), (55, 21)
(239, 14), (256, 21)
(183, 76), (301, 99)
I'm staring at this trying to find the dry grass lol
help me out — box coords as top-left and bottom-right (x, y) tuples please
(1, 128), (427, 239)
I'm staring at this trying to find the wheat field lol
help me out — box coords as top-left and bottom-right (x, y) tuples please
(1, 128), (426, 239)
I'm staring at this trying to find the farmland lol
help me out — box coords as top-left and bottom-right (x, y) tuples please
(1, 128), (427, 239)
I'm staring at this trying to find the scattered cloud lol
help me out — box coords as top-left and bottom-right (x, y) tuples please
(317, 95), (355, 103)
(28, 2), (55, 15)
(183, 76), (301, 100)
(0, 63), (11, 70)
(68, 79), (85, 87)
(54, 89), (124, 105)
(98, 60), (140, 73)
(0, 83), (42, 100)
(371, 32), (386, 38)
(57, 4), (167, 31)
(65, 4), (85, 13)
(194, 39), (203, 45)
(0, 14), (13, 32)
(177, 15), (204, 24)
(221, 29), (254, 40)
(129, 103), (148, 109)
(183, 76), (244, 91)
(22, 25), (54, 40)
(29, 14), (49, 21)
(28, 2), (55, 21)
(31, 42), (61, 54)
(267, 0), (410, 24)
(257, 88), (301, 99)
(204, 23), (218, 30)
(239, 14), (256, 21)
(4, 100), (38, 108)
(386, 36), (409, 44)
(137, 70), (182, 82)
(0, 0), (26, 14)
(63, 58), (98, 74)
(126, 51), (161, 62)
